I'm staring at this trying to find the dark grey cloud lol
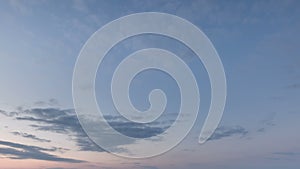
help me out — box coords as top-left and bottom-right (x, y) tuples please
(107, 120), (167, 138)
(0, 140), (84, 163)
(15, 108), (104, 152)
(208, 126), (248, 141)
(11, 131), (51, 142)
(14, 107), (169, 152)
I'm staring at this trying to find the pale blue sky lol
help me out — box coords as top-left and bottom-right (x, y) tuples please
(0, 0), (300, 169)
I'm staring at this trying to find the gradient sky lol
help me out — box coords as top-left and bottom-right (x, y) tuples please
(0, 0), (300, 169)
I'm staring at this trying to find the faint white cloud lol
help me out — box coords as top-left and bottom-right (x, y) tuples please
(72, 0), (89, 13)
(9, 0), (32, 15)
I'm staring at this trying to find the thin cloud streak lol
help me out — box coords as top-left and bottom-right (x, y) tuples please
(4, 107), (170, 152)
(0, 140), (84, 163)
(208, 126), (248, 141)
(11, 131), (51, 143)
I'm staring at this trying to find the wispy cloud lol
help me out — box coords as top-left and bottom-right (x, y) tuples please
(72, 0), (89, 13)
(0, 109), (18, 117)
(287, 83), (300, 89)
(14, 108), (104, 152)
(273, 152), (300, 156)
(34, 98), (60, 107)
(140, 166), (160, 169)
(0, 140), (84, 163)
(11, 131), (51, 143)
(208, 126), (248, 141)
(257, 112), (276, 133)
(6, 107), (169, 152)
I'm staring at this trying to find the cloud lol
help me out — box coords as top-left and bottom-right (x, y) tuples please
(107, 120), (167, 138)
(257, 112), (276, 133)
(34, 98), (60, 107)
(72, 0), (89, 13)
(257, 128), (265, 132)
(273, 152), (300, 156)
(9, 0), (31, 15)
(11, 131), (51, 143)
(15, 108), (104, 152)
(0, 109), (18, 117)
(208, 126), (248, 141)
(140, 166), (160, 169)
(13, 107), (169, 152)
(287, 83), (300, 89)
(0, 140), (84, 163)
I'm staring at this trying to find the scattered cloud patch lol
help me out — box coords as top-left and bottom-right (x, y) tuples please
(208, 126), (248, 141)
(34, 98), (60, 107)
(257, 128), (265, 132)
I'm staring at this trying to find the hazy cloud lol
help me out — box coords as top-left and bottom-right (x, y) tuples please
(34, 98), (60, 107)
(287, 83), (300, 89)
(0, 109), (18, 117)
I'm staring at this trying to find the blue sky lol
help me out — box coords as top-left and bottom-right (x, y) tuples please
(0, 0), (300, 169)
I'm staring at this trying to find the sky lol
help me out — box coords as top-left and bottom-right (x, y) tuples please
(0, 0), (300, 169)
